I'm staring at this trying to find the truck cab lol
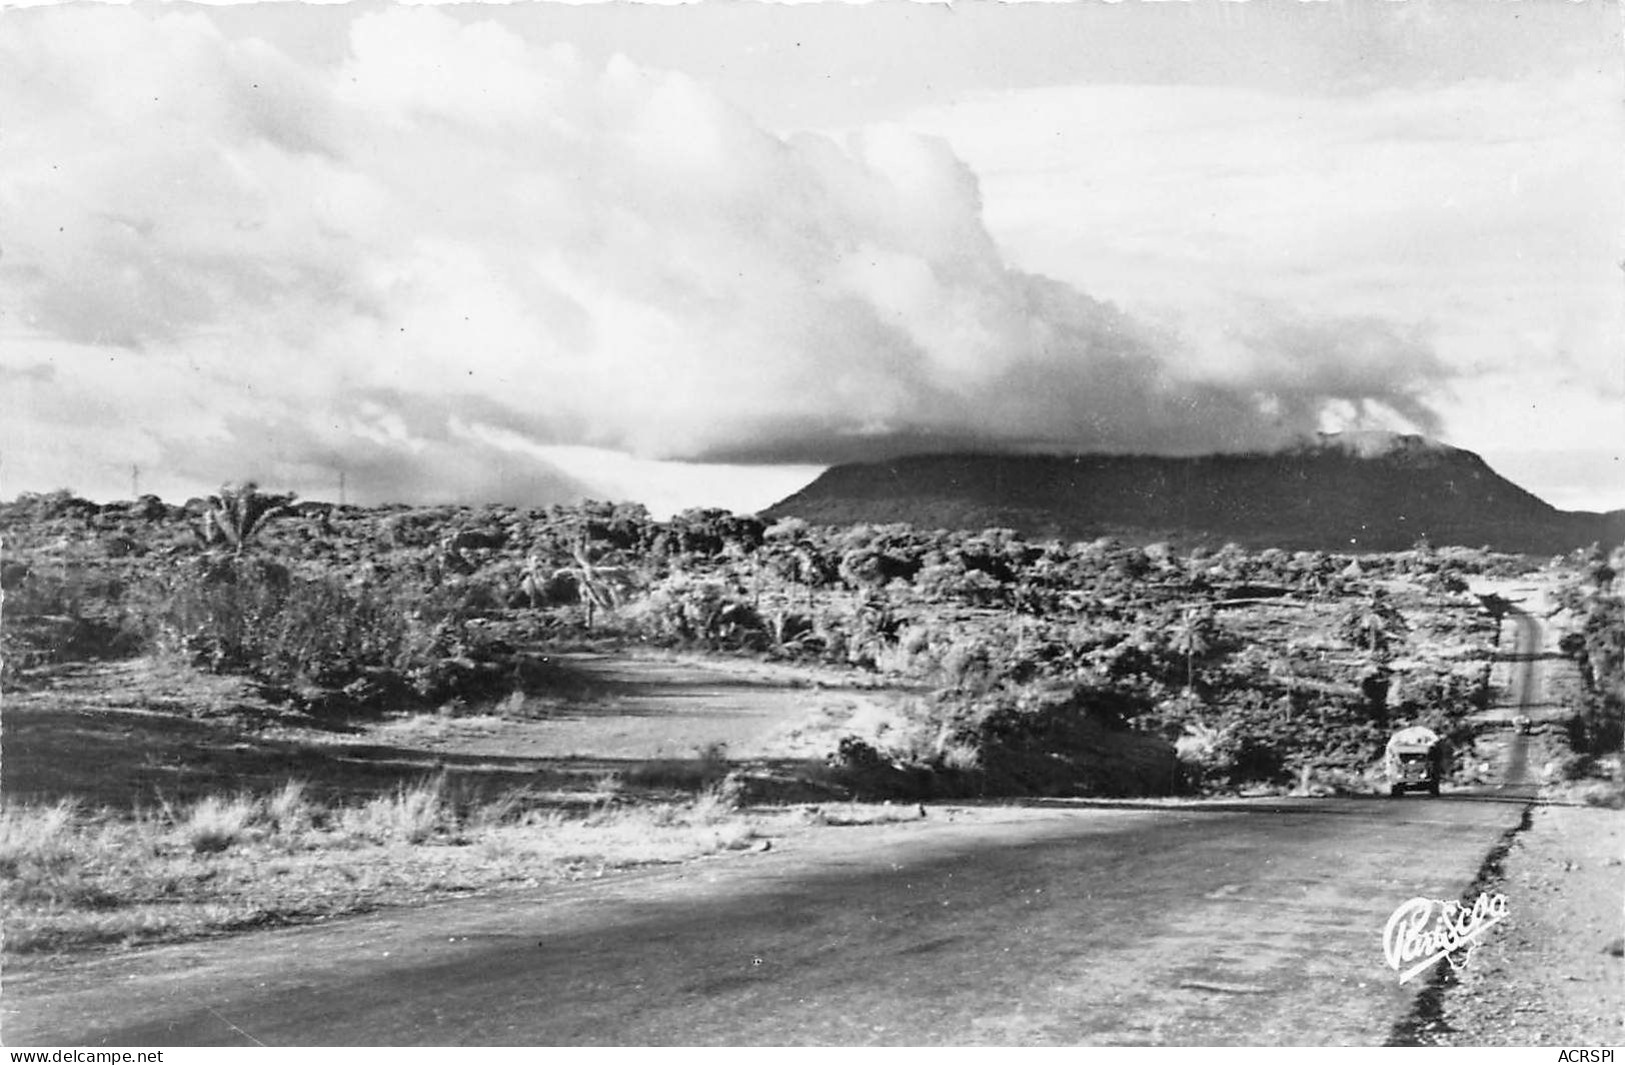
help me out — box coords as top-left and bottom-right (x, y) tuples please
(1385, 725), (1445, 797)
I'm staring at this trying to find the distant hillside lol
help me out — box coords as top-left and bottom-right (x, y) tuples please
(762, 434), (1624, 553)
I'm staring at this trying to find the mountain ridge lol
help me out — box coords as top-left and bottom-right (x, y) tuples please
(761, 435), (1623, 553)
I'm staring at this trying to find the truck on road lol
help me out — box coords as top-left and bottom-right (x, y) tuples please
(1385, 725), (1446, 797)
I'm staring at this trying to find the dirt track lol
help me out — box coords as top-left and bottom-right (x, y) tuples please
(376, 650), (917, 763)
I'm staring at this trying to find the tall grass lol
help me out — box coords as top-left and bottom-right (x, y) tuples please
(265, 780), (313, 833)
(686, 773), (747, 826)
(181, 794), (260, 854)
(336, 779), (447, 845)
(1, 778), (765, 956)
(0, 800), (114, 911)
(0, 799), (81, 878)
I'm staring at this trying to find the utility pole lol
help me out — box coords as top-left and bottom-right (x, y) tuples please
(338, 469), (347, 507)
(131, 464), (140, 500)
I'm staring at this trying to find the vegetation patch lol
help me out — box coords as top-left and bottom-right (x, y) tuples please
(0, 779), (763, 959)
(3, 485), (1618, 958)
(5, 487), (1597, 801)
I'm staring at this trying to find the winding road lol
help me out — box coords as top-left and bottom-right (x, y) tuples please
(3, 617), (1551, 1047)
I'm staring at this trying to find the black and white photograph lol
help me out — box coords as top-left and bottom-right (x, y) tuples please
(1, 0), (1621, 1050)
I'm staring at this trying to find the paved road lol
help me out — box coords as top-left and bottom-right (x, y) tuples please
(5, 616), (1548, 1047)
(4, 790), (1535, 1046)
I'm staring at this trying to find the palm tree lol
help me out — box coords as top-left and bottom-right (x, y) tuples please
(519, 553), (547, 609)
(1475, 591), (1520, 649)
(196, 482), (295, 555)
(763, 519), (827, 611)
(555, 538), (632, 630)
(1168, 607), (1216, 692)
(1343, 593), (1406, 656)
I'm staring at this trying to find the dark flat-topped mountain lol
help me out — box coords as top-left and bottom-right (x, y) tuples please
(762, 434), (1624, 553)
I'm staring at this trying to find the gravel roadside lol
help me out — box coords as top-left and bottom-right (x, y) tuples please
(1416, 795), (1623, 1047)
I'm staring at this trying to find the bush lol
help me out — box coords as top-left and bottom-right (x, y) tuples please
(1200, 689), (1388, 788)
(687, 773), (747, 825)
(0, 800), (81, 879)
(0, 800), (111, 909)
(338, 779), (447, 845)
(136, 556), (510, 707)
(1569, 777), (1625, 809)
(830, 736), (888, 769)
(182, 795), (259, 854)
(1569, 691), (1625, 758)
(1, 563), (145, 674)
(264, 781), (314, 835)
(1173, 721), (1228, 787)
(876, 680), (1174, 797)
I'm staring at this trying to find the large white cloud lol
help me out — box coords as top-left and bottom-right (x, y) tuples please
(1, 7), (1460, 507)
(901, 73), (1624, 453)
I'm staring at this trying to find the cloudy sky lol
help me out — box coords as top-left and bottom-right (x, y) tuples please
(2, 0), (1621, 515)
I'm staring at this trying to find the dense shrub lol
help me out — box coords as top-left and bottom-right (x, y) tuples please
(1564, 562), (1625, 755)
(136, 556), (502, 703)
(868, 679), (1174, 796)
(0, 562), (144, 682)
(1204, 690), (1388, 787)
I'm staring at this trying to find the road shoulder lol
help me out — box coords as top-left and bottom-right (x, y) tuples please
(1430, 798), (1624, 1046)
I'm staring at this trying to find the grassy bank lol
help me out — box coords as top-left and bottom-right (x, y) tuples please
(0, 776), (760, 958)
